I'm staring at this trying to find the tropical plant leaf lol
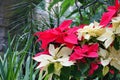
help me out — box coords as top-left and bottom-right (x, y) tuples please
(60, 0), (75, 16)
(66, 9), (78, 18)
(48, 0), (63, 10)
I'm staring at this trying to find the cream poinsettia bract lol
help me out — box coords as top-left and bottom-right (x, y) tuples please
(77, 22), (104, 40)
(33, 44), (74, 69)
(112, 16), (120, 34)
(99, 47), (120, 70)
(97, 28), (115, 48)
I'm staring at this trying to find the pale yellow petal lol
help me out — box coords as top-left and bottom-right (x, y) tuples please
(77, 22), (104, 40)
(97, 28), (114, 48)
(49, 44), (55, 56)
(99, 48), (108, 58)
(115, 26), (120, 34)
(57, 57), (74, 66)
(36, 61), (50, 69)
(84, 34), (90, 40)
(101, 58), (111, 67)
(56, 47), (72, 58)
(110, 59), (120, 71)
(33, 55), (53, 62)
(112, 17), (120, 28)
(97, 34), (107, 41)
(104, 36), (114, 48)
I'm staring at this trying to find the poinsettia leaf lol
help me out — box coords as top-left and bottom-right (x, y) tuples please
(116, 74), (120, 79)
(60, 67), (71, 80)
(102, 66), (109, 76)
(113, 37), (120, 50)
(71, 65), (82, 78)
(54, 63), (63, 72)
(44, 74), (51, 80)
(79, 63), (89, 74)
(48, 63), (55, 74)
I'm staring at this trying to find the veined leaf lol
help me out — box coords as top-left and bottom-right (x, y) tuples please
(48, 0), (63, 10)
(102, 66), (109, 76)
(66, 9), (78, 18)
(60, 0), (75, 16)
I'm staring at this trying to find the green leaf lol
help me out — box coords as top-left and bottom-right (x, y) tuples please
(71, 65), (82, 78)
(66, 9), (78, 18)
(48, 0), (63, 10)
(0, 58), (6, 80)
(114, 37), (120, 50)
(32, 70), (39, 80)
(70, 0), (75, 5)
(60, 0), (74, 16)
(102, 66), (109, 76)
(23, 56), (31, 80)
(48, 63), (55, 74)
(79, 63), (89, 74)
(44, 74), (52, 80)
(116, 74), (120, 79)
(54, 62), (62, 73)
(14, 35), (33, 79)
(60, 67), (71, 80)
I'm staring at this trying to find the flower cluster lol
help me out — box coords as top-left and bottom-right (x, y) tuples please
(33, 0), (120, 79)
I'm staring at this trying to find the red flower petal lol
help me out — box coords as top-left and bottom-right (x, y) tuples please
(58, 20), (72, 31)
(100, 10), (116, 27)
(67, 27), (79, 34)
(64, 34), (78, 44)
(88, 43), (99, 52)
(69, 47), (84, 61)
(115, 0), (120, 9)
(91, 63), (99, 70)
(109, 69), (115, 74)
(88, 69), (94, 76)
(100, 0), (120, 26)
(69, 52), (84, 61)
(86, 52), (98, 58)
(87, 44), (99, 58)
(89, 63), (99, 76)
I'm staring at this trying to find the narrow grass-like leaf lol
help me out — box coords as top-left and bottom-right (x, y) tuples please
(0, 57), (6, 80)
(23, 55), (30, 80)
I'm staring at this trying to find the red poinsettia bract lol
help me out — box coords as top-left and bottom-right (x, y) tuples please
(34, 20), (78, 49)
(70, 43), (99, 61)
(88, 63), (99, 76)
(100, 0), (120, 27)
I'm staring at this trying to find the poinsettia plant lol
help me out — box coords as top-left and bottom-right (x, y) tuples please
(33, 0), (120, 79)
